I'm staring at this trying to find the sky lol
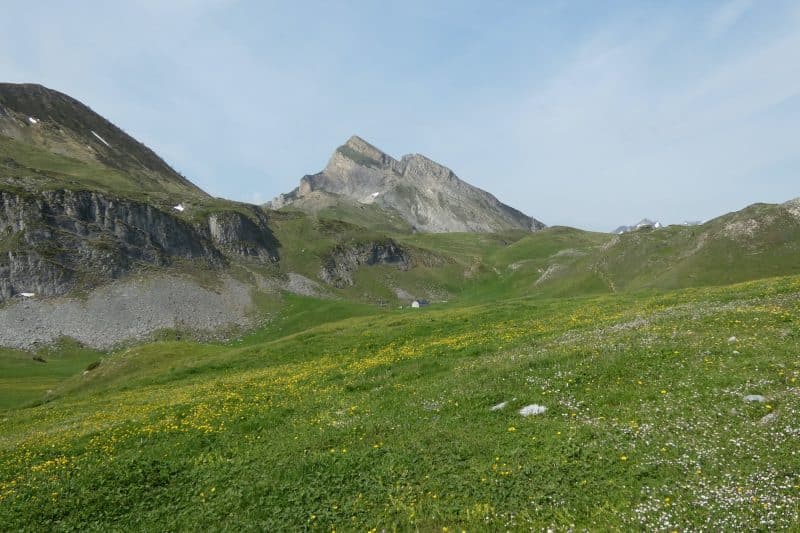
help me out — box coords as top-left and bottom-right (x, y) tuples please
(2, 0), (799, 231)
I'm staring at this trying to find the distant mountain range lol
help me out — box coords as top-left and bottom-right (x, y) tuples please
(613, 218), (663, 234)
(612, 219), (706, 234)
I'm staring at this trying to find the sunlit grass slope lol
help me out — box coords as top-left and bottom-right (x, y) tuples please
(0, 136), (201, 200)
(0, 341), (103, 410)
(1, 275), (799, 530)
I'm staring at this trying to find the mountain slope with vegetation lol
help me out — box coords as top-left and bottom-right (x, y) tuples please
(0, 84), (284, 346)
(0, 83), (204, 198)
(519, 200), (800, 296)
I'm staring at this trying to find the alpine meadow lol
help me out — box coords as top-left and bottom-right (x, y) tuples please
(2, 2), (800, 531)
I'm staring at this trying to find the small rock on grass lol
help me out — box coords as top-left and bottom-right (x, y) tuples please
(759, 412), (778, 425)
(490, 401), (508, 411)
(519, 404), (547, 416)
(744, 394), (766, 403)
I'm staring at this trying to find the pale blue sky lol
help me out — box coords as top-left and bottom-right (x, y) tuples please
(2, 0), (799, 230)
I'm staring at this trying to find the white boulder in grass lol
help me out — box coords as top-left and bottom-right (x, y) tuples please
(519, 404), (547, 416)
(760, 412), (778, 425)
(744, 395), (766, 403)
(490, 401), (508, 411)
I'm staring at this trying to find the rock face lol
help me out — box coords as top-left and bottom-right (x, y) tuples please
(0, 189), (278, 302)
(268, 135), (545, 233)
(783, 197), (800, 219)
(319, 239), (412, 288)
(207, 210), (278, 262)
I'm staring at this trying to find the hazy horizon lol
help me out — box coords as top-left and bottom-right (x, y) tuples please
(3, 0), (799, 231)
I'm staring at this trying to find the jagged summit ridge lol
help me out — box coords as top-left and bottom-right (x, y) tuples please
(268, 135), (545, 233)
(339, 135), (394, 165)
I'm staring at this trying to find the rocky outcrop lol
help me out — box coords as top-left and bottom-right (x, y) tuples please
(0, 189), (279, 302)
(319, 239), (412, 288)
(783, 197), (800, 219)
(267, 135), (545, 233)
(208, 210), (279, 262)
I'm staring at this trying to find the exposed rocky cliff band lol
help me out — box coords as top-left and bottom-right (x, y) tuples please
(0, 189), (279, 301)
(318, 239), (443, 289)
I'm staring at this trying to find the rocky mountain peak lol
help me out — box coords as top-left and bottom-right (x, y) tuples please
(268, 135), (545, 233)
(343, 135), (384, 157)
(332, 135), (397, 170)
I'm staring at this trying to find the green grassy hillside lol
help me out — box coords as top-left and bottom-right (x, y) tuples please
(586, 204), (800, 291)
(0, 83), (205, 197)
(450, 203), (800, 301)
(0, 136), (199, 201)
(1, 275), (798, 530)
(0, 341), (103, 410)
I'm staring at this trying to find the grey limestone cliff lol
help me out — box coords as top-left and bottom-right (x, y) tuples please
(0, 189), (278, 302)
(319, 239), (412, 288)
(268, 136), (545, 233)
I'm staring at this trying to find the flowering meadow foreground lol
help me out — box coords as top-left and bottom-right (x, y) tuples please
(1, 276), (799, 530)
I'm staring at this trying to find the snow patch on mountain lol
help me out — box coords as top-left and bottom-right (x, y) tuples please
(91, 130), (111, 148)
(613, 218), (663, 234)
